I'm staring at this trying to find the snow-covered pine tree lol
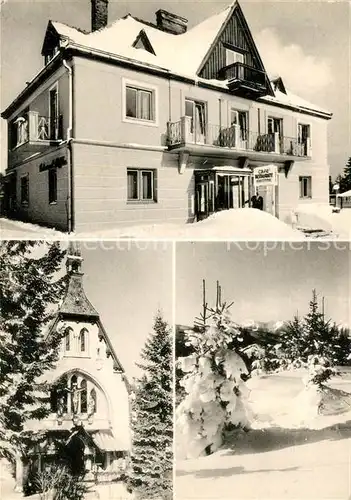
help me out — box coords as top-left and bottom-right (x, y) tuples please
(275, 290), (342, 386)
(128, 312), (173, 500)
(176, 281), (251, 459)
(0, 241), (66, 462)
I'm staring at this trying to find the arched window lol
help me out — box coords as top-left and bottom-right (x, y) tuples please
(80, 379), (87, 413)
(65, 328), (72, 351)
(88, 388), (97, 415)
(79, 328), (87, 352)
(70, 375), (79, 414)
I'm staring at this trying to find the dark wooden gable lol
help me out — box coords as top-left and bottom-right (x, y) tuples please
(41, 21), (61, 57)
(198, 2), (274, 97)
(132, 29), (156, 55)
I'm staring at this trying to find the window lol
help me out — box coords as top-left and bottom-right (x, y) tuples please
(20, 175), (29, 205)
(48, 168), (57, 204)
(225, 48), (244, 66)
(299, 176), (312, 199)
(80, 379), (87, 413)
(79, 328), (87, 352)
(298, 123), (311, 156)
(185, 99), (206, 143)
(49, 85), (59, 140)
(126, 86), (154, 121)
(231, 109), (248, 140)
(65, 329), (71, 351)
(89, 388), (97, 414)
(127, 169), (156, 201)
(267, 117), (283, 137)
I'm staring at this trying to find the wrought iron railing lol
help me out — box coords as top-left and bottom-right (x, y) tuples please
(167, 118), (311, 157)
(12, 111), (63, 149)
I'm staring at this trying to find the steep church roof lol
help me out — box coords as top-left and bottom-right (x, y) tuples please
(58, 242), (99, 319)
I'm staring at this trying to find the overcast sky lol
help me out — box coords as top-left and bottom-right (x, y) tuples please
(1, 0), (350, 177)
(73, 241), (172, 380)
(176, 241), (350, 328)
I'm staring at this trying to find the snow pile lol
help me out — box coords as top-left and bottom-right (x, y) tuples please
(79, 208), (301, 239)
(294, 203), (351, 239)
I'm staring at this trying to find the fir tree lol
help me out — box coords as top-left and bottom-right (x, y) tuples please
(339, 157), (351, 193)
(128, 312), (173, 500)
(176, 281), (252, 459)
(0, 241), (66, 462)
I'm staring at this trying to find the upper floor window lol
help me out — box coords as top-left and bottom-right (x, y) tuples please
(230, 109), (248, 141)
(225, 48), (244, 67)
(127, 169), (156, 202)
(267, 117), (283, 137)
(79, 328), (88, 352)
(64, 327), (72, 351)
(20, 175), (29, 205)
(185, 99), (206, 144)
(298, 123), (311, 156)
(123, 79), (158, 126)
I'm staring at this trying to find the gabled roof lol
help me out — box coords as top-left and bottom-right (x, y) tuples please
(2, 1), (332, 119)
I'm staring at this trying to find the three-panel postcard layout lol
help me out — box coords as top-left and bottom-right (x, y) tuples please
(1, 1), (350, 499)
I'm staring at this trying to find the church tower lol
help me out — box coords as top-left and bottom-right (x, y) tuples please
(28, 242), (131, 482)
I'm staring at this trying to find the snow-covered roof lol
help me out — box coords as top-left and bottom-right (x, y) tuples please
(49, 5), (331, 118)
(51, 3), (233, 79)
(337, 190), (351, 197)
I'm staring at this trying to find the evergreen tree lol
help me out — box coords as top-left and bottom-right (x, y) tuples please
(274, 290), (347, 385)
(339, 157), (351, 192)
(128, 312), (173, 500)
(0, 241), (66, 462)
(176, 281), (252, 459)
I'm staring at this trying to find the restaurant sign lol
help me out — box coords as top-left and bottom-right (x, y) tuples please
(39, 156), (67, 172)
(254, 165), (278, 186)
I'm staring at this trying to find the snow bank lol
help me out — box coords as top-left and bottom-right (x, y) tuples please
(295, 203), (351, 239)
(80, 208), (301, 240)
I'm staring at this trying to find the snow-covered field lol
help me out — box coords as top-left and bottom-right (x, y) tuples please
(176, 371), (351, 500)
(1, 205), (350, 240)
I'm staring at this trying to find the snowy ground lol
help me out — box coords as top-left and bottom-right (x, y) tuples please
(176, 371), (351, 500)
(1, 205), (350, 240)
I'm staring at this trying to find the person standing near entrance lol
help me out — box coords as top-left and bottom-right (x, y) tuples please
(251, 191), (263, 210)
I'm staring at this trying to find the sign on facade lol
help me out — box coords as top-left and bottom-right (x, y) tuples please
(254, 165), (278, 186)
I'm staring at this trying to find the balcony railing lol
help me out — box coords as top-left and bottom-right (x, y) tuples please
(12, 111), (63, 150)
(167, 117), (311, 158)
(218, 62), (267, 94)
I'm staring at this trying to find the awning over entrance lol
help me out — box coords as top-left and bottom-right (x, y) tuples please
(91, 430), (126, 452)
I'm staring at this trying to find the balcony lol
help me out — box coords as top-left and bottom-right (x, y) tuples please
(11, 111), (63, 162)
(218, 62), (268, 97)
(167, 117), (311, 163)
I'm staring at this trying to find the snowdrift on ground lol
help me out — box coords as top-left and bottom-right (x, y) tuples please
(80, 208), (302, 239)
(295, 203), (351, 239)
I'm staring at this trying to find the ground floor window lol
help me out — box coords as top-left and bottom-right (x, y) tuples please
(299, 176), (312, 198)
(127, 169), (156, 201)
(48, 168), (57, 204)
(20, 175), (29, 205)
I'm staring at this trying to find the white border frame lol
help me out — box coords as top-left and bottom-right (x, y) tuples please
(122, 77), (159, 127)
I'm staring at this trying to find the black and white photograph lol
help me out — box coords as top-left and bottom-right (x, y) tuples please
(0, 0), (350, 239)
(0, 0), (351, 499)
(0, 240), (173, 499)
(175, 241), (350, 499)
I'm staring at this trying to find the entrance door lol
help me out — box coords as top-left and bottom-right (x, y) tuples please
(257, 185), (276, 215)
(65, 435), (86, 476)
(185, 99), (206, 144)
(49, 87), (58, 140)
(267, 117), (283, 153)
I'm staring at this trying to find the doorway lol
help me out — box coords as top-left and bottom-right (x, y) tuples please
(185, 99), (206, 144)
(194, 170), (253, 220)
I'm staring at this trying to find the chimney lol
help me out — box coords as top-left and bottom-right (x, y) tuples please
(156, 9), (188, 35)
(91, 0), (108, 32)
